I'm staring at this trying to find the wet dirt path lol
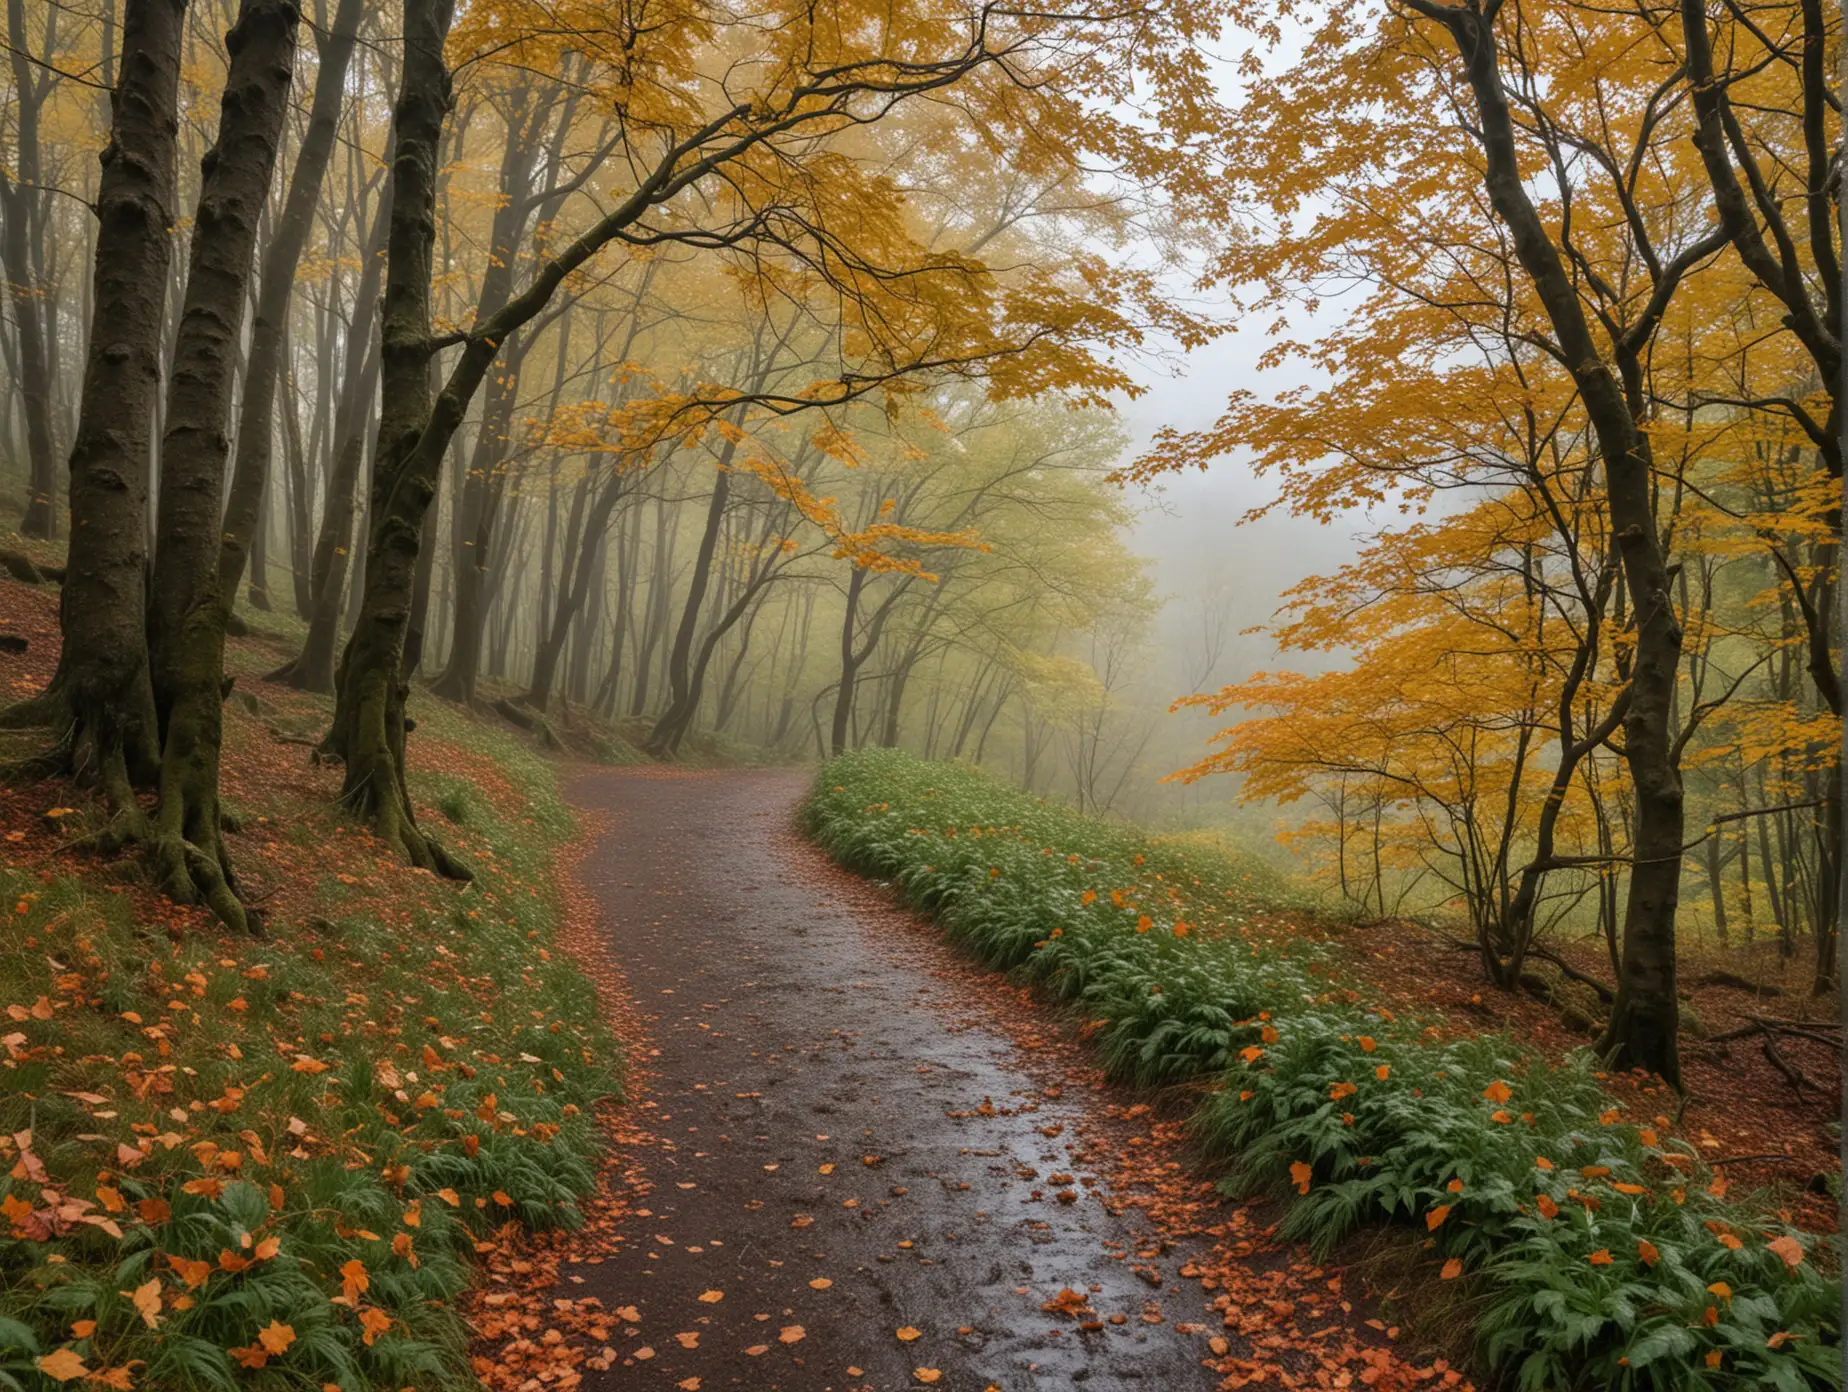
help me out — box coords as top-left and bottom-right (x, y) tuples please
(562, 766), (1221, 1392)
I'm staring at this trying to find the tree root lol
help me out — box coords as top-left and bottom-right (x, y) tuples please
(0, 688), (67, 732)
(340, 764), (471, 884)
(150, 828), (258, 937)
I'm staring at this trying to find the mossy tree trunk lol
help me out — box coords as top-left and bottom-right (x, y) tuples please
(0, 0), (184, 805)
(323, 0), (468, 876)
(145, 0), (300, 933)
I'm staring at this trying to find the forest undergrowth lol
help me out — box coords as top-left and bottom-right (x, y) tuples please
(804, 749), (1843, 1392)
(0, 573), (618, 1391)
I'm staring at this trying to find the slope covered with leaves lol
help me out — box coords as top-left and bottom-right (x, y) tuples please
(0, 578), (618, 1391)
(803, 749), (1841, 1391)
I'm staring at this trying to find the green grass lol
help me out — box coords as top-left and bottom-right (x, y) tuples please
(803, 748), (1841, 1392)
(0, 714), (616, 1391)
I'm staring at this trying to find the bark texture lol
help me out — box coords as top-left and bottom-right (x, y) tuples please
(0, 0), (186, 806)
(146, 0), (300, 932)
(1429, 0), (1687, 1084)
(323, 0), (467, 876)
(218, 0), (364, 603)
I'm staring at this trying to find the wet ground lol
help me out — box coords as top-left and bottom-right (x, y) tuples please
(562, 766), (1221, 1391)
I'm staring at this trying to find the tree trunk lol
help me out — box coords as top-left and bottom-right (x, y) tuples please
(645, 463), (732, 753)
(830, 568), (867, 757)
(0, 0), (57, 537)
(1439, 7), (1687, 1087)
(322, 0), (467, 877)
(0, 0), (184, 805)
(145, 0), (299, 934)
(527, 469), (627, 712)
(431, 332), (529, 706)
(630, 494), (674, 716)
(1, 0), (57, 538)
(217, 0), (364, 597)
(278, 180), (388, 691)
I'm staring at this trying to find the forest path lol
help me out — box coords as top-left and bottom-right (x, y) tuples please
(558, 765), (1223, 1392)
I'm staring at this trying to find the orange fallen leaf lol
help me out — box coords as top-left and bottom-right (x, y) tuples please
(126, 1279), (162, 1329)
(915, 1372), (942, 1385)
(779, 1325), (805, 1344)
(897, 1326), (922, 1341)
(809, 1278), (832, 1290)
(257, 1321), (295, 1355)
(1767, 1235), (1804, 1268)
(1425, 1205), (1451, 1231)
(698, 1289), (724, 1303)
(35, 1350), (89, 1383)
(1289, 1161), (1312, 1195)
(1440, 1258), (1463, 1280)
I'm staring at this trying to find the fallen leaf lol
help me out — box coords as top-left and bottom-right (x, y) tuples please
(779, 1325), (805, 1344)
(35, 1350), (89, 1383)
(257, 1321), (295, 1355)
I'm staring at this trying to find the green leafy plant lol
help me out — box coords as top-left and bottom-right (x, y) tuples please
(805, 749), (1841, 1391)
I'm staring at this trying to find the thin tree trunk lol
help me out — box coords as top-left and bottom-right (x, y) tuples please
(1432, 6), (1689, 1086)
(280, 180), (388, 691)
(218, 0), (364, 599)
(1, 0), (57, 537)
